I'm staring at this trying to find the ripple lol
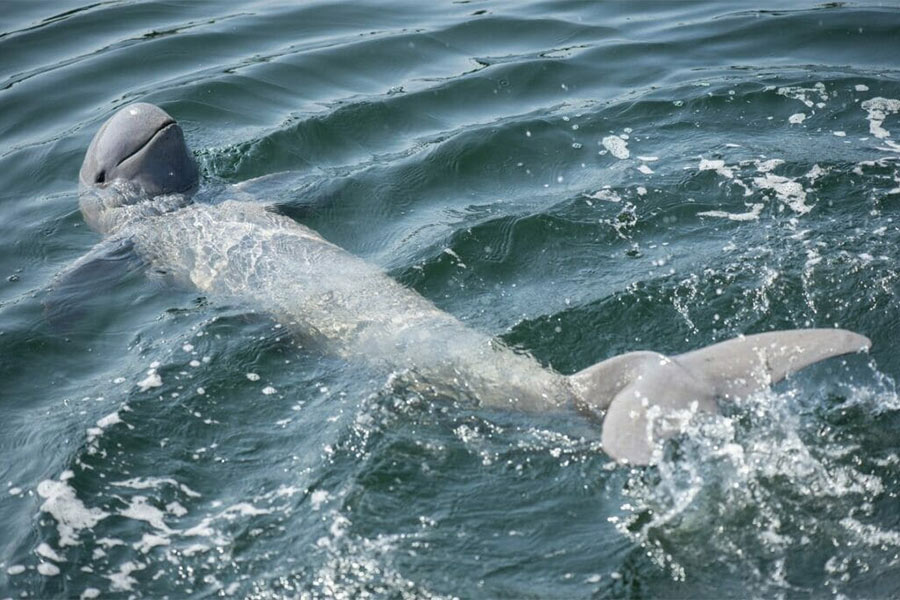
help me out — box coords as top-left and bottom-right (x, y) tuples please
(3, 0), (900, 597)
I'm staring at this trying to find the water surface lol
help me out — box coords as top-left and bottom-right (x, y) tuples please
(2, 1), (900, 598)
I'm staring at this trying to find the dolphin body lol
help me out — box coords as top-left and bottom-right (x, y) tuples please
(71, 103), (871, 465)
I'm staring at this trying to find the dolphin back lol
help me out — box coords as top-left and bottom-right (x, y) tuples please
(570, 329), (871, 465)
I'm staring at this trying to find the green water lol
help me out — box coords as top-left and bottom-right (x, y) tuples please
(2, 1), (900, 598)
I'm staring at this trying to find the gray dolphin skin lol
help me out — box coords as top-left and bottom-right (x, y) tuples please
(75, 103), (872, 465)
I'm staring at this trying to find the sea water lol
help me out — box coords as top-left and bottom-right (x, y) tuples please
(1, 1), (900, 598)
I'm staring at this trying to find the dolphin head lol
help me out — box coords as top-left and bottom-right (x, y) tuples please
(79, 103), (198, 233)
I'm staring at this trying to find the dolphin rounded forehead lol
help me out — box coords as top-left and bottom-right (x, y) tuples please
(86, 103), (175, 168)
(80, 103), (177, 191)
(78, 102), (198, 232)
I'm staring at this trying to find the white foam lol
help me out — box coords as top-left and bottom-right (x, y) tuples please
(35, 542), (64, 562)
(96, 411), (122, 430)
(755, 159), (784, 173)
(861, 97), (900, 139)
(80, 589), (100, 600)
(637, 164), (654, 175)
(105, 560), (145, 591)
(584, 189), (621, 203)
(698, 158), (733, 179)
(181, 543), (210, 556)
(37, 562), (60, 576)
(753, 173), (812, 214)
(178, 501), (270, 545)
(777, 82), (828, 108)
(805, 164), (827, 183)
(602, 135), (630, 159)
(246, 372), (260, 381)
(879, 140), (900, 153)
(840, 517), (900, 547)
(111, 477), (163, 490)
(262, 386), (277, 395)
(166, 501), (188, 516)
(698, 204), (764, 221)
(183, 519), (216, 538)
(788, 113), (806, 125)
(442, 248), (466, 269)
(181, 484), (202, 498)
(309, 510), (452, 600)
(133, 533), (170, 554)
(37, 478), (108, 546)
(855, 84), (869, 92)
(137, 370), (162, 392)
(118, 496), (174, 533)
(6, 565), (25, 575)
(112, 477), (192, 493)
(220, 502), (271, 519)
(311, 490), (330, 510)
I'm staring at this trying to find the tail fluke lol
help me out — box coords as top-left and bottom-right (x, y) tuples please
(675, 328), (871, 398)
(569, 329), (871, 465)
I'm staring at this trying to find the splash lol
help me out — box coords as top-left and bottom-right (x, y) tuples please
(615, 377), (898, 596)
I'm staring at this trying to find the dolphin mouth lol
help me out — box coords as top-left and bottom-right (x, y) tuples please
(114, 118), (176, 168)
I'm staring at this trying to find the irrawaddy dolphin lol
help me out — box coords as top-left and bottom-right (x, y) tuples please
(67, 102), (871, 465)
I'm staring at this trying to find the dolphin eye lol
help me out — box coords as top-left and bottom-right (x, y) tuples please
(95, 170), (106, 184)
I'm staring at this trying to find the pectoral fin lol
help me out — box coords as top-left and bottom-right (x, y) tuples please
(44, 236), (143, 333)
